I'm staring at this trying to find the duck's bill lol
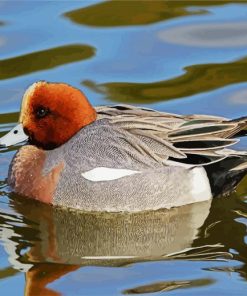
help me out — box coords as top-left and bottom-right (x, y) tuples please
(0, 124), (28, 148)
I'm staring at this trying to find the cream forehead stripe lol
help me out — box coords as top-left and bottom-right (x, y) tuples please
(19, 82), (41, 121)
(81, 167), (140, 182)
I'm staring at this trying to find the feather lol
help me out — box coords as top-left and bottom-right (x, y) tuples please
(96, 105), (247, 167)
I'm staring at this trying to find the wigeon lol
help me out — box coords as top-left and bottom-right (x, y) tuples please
(0, 81), (247, 212)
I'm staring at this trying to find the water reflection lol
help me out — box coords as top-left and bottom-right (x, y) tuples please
(1, 196), (211, 267)
(194, 190), (247, 281)
(64, 0), (243, 28)
(0, 37), (5, 48)
(123, 278), (215, 294)
(84, 55), (247, 103)
(229, 89), (247, 105)
(0, 44), (95, 80)
(64, 0), (203, 27)
(158, 22), (247, 48)
(0, 196), (215, 294)
(0, 192), (246, 294)
(0, 112), (18, 125)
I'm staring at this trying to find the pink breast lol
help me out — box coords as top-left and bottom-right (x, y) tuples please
(8, 145), (64, 204)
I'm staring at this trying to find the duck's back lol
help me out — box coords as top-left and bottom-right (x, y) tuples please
(43, 119), (212, 211)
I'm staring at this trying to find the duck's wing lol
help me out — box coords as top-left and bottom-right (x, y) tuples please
(96, 105), (247, 166)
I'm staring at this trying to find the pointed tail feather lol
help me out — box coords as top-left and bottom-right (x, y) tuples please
(205, 156), (247, 197)
(229, 116), (247, 138)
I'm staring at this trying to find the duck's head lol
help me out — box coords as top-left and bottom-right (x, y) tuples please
(0, 81), (97, 150)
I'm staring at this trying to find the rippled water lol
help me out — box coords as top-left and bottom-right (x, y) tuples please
(0, 1), (247, 295)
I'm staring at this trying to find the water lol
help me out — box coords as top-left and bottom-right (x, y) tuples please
(0, 1), (247, 295)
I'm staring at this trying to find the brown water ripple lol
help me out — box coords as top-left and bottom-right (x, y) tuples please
(0, 44), (95, 80)
(64, 0), (245, 28)
(83, 56), (247, 103)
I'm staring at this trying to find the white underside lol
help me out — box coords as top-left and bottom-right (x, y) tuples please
(190, 167), (212, 202)
(81, 167), (140, 181)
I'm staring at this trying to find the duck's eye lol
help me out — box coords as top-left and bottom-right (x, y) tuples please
(36, 107), (50, 119)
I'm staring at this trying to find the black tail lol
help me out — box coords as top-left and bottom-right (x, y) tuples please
(205, 156), (247, 197)
(206, 116), (247, 196)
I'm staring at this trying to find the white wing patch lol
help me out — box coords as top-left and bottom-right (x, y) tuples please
(82, 167), (140, 182)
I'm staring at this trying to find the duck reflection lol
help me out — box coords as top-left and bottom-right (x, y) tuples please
(6, 196), (212, 266)
(0, 196), (212, 295)
(193, 191), (247, 282)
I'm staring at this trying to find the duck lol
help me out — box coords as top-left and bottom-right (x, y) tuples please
(0, 81), (247, 212)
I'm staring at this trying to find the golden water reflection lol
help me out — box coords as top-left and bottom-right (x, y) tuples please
(64, 0), (244, 28)
(0, 44), (95, 80)
(83, 56), (247, 103)
(0, 112), (18, 125)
